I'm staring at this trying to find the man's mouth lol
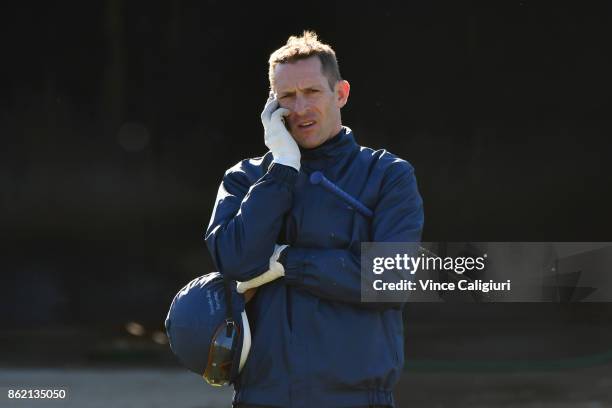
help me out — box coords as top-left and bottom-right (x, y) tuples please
(297, 120), (316, 129)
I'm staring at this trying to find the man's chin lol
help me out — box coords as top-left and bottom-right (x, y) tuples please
(295, 135), (324, 149)
(291, 130), (323, 149)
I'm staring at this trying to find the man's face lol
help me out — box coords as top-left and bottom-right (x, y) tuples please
(272, 56), (349, 149)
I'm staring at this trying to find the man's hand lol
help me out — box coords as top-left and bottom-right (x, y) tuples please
(237, 244), (288, 293)
(261, 95), (301, 171)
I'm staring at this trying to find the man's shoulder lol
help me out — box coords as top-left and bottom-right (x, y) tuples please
(354, 142), (415, 177)
(346, 127), (414, 171)
(223, 152), (274, 179)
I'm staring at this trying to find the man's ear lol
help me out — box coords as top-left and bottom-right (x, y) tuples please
(335, 80), (350, 108)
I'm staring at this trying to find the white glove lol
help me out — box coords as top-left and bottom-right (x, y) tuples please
(237, 244), (288, 294)
(261, 96), (301, 171)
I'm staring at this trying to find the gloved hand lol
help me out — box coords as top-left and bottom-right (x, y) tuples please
(237, 244), (288, 294)
(261, 95), (301, 171)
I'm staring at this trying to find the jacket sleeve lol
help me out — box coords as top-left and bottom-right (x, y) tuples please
(282, 161), (424, 310)
(205, 162), (298, 281)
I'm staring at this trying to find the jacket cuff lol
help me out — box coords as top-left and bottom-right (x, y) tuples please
(267, 162), (298, 187)
(282, 248), (303, 285)
(277, 246), (289, 266)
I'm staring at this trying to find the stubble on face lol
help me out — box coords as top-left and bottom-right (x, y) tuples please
(272, 57), (342, 149)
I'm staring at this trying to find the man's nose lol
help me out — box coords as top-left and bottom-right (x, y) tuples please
(291, 95), (309, 115)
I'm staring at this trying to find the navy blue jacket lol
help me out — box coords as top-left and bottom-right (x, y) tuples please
(205, 127), (424, 408)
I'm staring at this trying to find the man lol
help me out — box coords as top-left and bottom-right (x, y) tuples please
(205, 31), (424, 408)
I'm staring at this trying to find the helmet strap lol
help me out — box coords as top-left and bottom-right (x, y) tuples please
(223, 275), (235, 337)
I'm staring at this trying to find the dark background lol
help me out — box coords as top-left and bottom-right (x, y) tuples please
(1, 0), (611, 367)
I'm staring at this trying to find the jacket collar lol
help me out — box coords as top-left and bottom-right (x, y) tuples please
(300, 126), (357, 164)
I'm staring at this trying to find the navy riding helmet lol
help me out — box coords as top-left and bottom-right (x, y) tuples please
(165, 272), (251, 385)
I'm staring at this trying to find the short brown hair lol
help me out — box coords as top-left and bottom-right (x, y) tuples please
(268, 31), (342, 91)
